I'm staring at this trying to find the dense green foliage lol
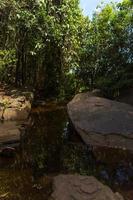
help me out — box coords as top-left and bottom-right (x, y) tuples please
(0, 0), (133, 98)
(78, 0), (133, 97)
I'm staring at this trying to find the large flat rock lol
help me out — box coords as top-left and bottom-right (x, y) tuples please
(50, 175), (124, 200)
(67, 93), (133, 151)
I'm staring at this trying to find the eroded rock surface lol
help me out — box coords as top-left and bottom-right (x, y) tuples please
(67, 92), (133, 151)
(0, 86), (33, 147)
(0, 121), (20, 143)
(50, 175), (124, 200)
(0, 89), (33, 121)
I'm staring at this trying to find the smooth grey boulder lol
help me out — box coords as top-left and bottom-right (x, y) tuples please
(50, 175), (124, 200)
(67, 92), (133, 151)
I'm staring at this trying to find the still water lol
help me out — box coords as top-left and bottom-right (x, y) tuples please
(0, 103), (133, 200)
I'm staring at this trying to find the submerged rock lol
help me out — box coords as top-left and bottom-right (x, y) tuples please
(67, 93), (133, 151)
(50, 175), (124, 200)
(0, 147), (16, 157)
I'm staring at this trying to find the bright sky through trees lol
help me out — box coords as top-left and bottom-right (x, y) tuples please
(80, 0), (122, 17)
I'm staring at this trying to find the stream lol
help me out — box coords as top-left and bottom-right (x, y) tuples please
(0, 103), (133, 200)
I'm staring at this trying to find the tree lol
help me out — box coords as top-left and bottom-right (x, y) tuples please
(78, 0), (133, 97)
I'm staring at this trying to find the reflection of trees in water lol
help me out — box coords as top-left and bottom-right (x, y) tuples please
(62, 143), (96, 175)
(21, 108), (67, 176)
(20, 106), (133, 187)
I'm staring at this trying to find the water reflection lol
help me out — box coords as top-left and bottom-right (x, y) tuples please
(21, 107), (67, 176)
(22, 105), (133, 186)
(0, 104), (133, 200)
(0, 169), (52, 200)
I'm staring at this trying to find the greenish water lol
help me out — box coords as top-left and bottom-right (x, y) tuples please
(0, 103), (133, 200)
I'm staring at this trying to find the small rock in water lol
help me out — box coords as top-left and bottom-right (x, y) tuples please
(0, 147), (16, 157)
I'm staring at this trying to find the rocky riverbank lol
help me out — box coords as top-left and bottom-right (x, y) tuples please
(0, 85), (33, 151)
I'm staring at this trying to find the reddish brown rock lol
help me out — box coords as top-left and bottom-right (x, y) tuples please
(0, 86), (33, 121)
(3, 101), (31, 121)
(0, 87), (33, 146)
(0, 121), (21, 151)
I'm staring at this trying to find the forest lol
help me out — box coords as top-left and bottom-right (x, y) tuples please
(0, 0), (132, 99)
(0, 1), (133, 200)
